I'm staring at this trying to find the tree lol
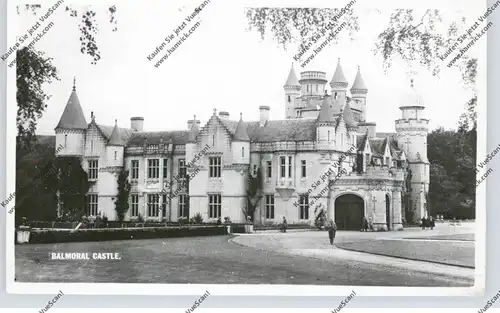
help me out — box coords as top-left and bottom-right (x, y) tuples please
(355, 153), (364, 174)
(16, 4), (118, 146)
(54, 157), (90, 220)
(402, 168), (414, 224)
(114, 169), (131, 221)
(243, 167), (264, 223)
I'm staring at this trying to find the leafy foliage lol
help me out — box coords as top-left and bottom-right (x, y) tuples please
(427, 127), (476, 219)
(114, 169), (131, 221)
(402, 168), (414, 224)
(190, 212), (203, 224)
(243, 167), (264, 223)
(313, 203), (327, 229)
(16, 48), (59, 150)
(54, 156), (90, 220)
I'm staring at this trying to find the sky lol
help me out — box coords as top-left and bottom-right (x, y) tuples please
(11, 0), (485, 135)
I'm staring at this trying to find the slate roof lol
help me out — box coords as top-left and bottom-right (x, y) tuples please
(56, 90), (88, 129)
(369, 138), (387, 157)
(356, 132), (368, 152)
(317, 96), (338, 123)
(331, 59), (348, 85)
(220, 119), (318, 142)
(108, 123), (126, 146)
(350, 67), (367, 91)
(233, 116), (250, 141)
(97, 124), (133, 143)
(284, 65), (300, 87)
(126, 130), (189, 146)
(342, 102), (357, 127)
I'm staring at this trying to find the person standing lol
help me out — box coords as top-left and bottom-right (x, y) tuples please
(281, 216), (288, 233)
(429, 216), (435, 230)
(89, 215), (95, 229)
(327, 219), (337, 245)
(361, 217), (369, 232)
(421, 217), (427, 230)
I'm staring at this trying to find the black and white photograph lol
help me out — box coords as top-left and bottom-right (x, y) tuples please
(5, 0), (489, 297)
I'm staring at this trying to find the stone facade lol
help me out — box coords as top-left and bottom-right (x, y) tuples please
(54, 61), (430, 230)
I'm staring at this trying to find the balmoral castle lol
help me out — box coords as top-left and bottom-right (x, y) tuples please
(54, 58), (430, 230)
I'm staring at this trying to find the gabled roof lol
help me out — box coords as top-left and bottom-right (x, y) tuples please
(356, 132), (368, 152)
(234, 114), (250, 141)
(55, 90), (88, 130)
(350, 66), (367, 91)
(97, 124), (133, 143)
(284, 64), (300, 87)
(220, 119), (318, 142)
(368, 138), (386, 157)
(108, 122), (126, 146)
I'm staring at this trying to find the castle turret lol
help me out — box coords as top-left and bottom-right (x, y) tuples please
(232, 113), (250, 164)
(350, 66), (368, 122)
(106, 119), (125, 167)
(283, 63), (302, 119)
(329, 58), (348, 108)
(395, 79), (430, 222)
(316, 96), (339, 151)
(54, 77), (87, 157)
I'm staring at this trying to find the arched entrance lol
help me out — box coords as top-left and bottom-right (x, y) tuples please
(334, 194), (364, 230)
(385, 194), (391, 230)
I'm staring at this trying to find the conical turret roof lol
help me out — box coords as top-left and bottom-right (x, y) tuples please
(330, 58), (348, 86)
(342, 101), (357, 127)
(188, 116), (200, 143)
(56, 81), (87, 130)
(317, 96), (337, 123)
(108, 120), (125, 146)
(350, 66), (367, 91)
(233, 113), (250, 141)
(284, 64), (300, 87)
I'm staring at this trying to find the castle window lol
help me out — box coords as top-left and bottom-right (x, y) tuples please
(327, 131), (330, 142)
(341, 134), (344, 146)
(301, 160), (307, 178)
(88, 160), (98, 180)
(163, 158), (168, 179)
(114, 151), (117, 160)
(280, 156), (286, 178)
(385, 157), (390, 166)
(209, 157), (221, 178)
(253, 164), (258, 176)
(266, 161), (272, 178)
(306, 85), (309, 93)
(288, 156), (292, 178)
(178, 159), (186, 179)
(316, 84), (318, 92)
(162, 194), (168, 217)
(365, 153), (370, 167)
(208, 193), (221, 218)
(288, 95), (291, 103)
(265, 195), (275, 219)
(131, 160), (139, 180)
(147, 159), (160, 179)
(147, 194), (160, 217)
(130, 194), (139, 217)
(242, 147), (244, 158)
(86, 194), (98, 215)
(317, 130), (320, 142)
(178, 194), (189, 218)
(91, 140), (94, 152)
(212, 135), (215, 146)
(298, 195), (309, 219)
(64, 135), (67, 148)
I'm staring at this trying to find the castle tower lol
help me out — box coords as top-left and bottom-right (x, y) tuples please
(106, 119), (125, 167)
(329, 58), (348, 108)
(350, 66), (368, 122)
(232, 113), (250, 165)
(395, 79), (430, 222)
(54, 77), (87, 157)
(283, 63), (301, 119)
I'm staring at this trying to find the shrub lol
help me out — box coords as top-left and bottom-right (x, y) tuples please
(223, 216), (231, 224)
(313, 204), (327, 229)
(178, 217), (189, 226)
(27, 226), (227, 244)
(190, 213), (203, 224)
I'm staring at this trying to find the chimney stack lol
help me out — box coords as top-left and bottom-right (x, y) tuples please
(130, 117), (144, 132)
(259, 106), (270, 127)
(187, 119), (201, 130)
(219, 111), (229, 120)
